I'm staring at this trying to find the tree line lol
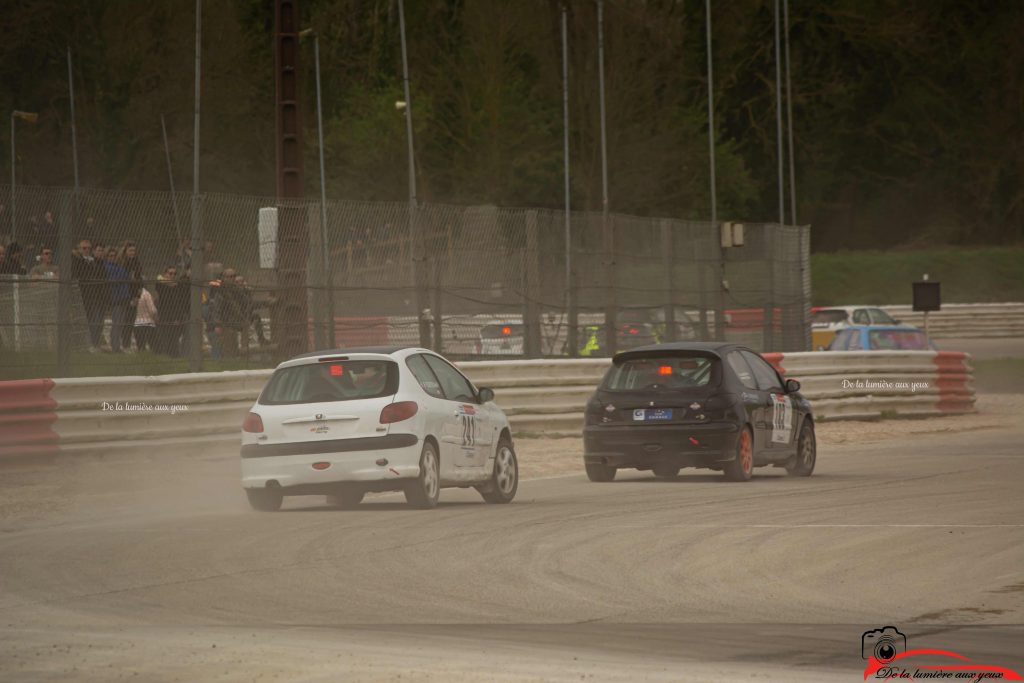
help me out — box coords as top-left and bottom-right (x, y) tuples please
(2, 0), (1021, 250)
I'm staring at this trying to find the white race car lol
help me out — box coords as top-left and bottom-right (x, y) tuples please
(241, 346), (518, 511)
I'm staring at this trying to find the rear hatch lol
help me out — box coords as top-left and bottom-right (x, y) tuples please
(256, 355), (399, 445)
(595, 351), (721, 426)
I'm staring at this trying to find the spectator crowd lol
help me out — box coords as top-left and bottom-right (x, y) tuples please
(1, 213), (266, 357)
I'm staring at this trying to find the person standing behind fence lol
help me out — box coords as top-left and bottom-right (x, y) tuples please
(214, 268), (247, 358)
(103, 247), (131, 353)
(1, 242), (28, 276)
(133, 282), (157, 353)
(70, 239), (108, 352)
(29, 247), (59, 280)
(155, 265), (188, 356)
(121, 241), (143, 351)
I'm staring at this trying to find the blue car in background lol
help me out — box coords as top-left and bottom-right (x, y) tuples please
(828, 324), (938, 351)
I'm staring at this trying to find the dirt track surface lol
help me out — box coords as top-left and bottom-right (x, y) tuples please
(2, 396), (1023, 682)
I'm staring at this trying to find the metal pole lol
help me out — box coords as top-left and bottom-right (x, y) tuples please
(189, 0), (204, 372)
(68, 48), (79, 193)
(562, 4), (576, 357)
(10, 114), (16, 243)
(597, 0), (615, 356)
(313, 35), (334, 349)
(783, 0), (796, 225)
(397, 0), (427, 348)
(765, 0), (783, 352)
(161, 115), (183, 247)
(706, 0), (724, 341)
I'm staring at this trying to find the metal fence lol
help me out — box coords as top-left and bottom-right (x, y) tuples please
(0, 185), (810, 378)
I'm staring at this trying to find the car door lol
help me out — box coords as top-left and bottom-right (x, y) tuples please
(423, 354), (493, 472)
(725, 351), (772, 454)
(741, 350), (795, 455)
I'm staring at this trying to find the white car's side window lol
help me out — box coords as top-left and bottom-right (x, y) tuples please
(423, 355), (477, 403)
(406, 355), (445, 399)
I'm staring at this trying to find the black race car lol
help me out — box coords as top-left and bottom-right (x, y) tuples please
(582, 342), (816, 482)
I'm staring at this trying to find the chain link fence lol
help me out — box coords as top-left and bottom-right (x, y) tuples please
(0, 185), (810, 379)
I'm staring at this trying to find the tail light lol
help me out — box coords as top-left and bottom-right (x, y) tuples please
(380, 401), (419, 424)
(242, 412), (264, 433)
(585, 398), (610, 426)
(703, 394), (737, 421)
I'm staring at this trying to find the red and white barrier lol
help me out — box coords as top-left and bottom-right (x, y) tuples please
(0, 350), (976, 459)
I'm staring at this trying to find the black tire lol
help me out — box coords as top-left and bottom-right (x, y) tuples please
(723, 427), (754, 482)
(246, 488), (283, 512)
(652, 463), (681, 479)
(786, 420), (816, 477)
(585, 462), (617, 482)
(478, 438), (519, 504)
(404, 441), (441, 509)
(326, 488), (365, 509)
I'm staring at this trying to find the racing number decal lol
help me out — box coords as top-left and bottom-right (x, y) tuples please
(458, 404), (477, 448)
(460, 413), (476, 447)
(770, 394), (793, 444)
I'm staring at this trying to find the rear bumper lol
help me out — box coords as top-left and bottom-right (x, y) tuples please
(241, 434), (421, 492)
(583, 422), (740, 469)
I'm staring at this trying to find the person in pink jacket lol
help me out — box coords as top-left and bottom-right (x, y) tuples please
(133, 284), (158, 353)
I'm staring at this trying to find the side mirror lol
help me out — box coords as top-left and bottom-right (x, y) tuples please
(477, 387), (495, 403)
(785, 378), (801, 394)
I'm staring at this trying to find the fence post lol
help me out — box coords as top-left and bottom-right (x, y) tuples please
(57, 189), (73, 376)
(763, 223), (776, 351)
(523, 210), (541, 357)
(566, 213), (578, 357)
(715, 221), (726, 341)
(431, 256), (443, 353)
(603, 213), (617, 356)
(661, 220), (676, 342)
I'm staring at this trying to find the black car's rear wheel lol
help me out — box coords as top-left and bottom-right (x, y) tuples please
(585, 462), (617, 482)
(786, 420), (816, 477)
(652, 463), (681, 479)
(723, 427), (754, 482)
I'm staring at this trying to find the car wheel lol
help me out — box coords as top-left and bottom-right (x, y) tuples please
(326, 488), (365, 509)
(405, 441), (441, 509)
(585, 462), (617, 482)
(723, 427), (754, 482)
(478, 438), (519, 504)
(652, 463), (680, 479)
(786, 420), (816, 477)
(245, 488), (283, 512)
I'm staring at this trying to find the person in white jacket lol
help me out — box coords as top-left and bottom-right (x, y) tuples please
(133, 284), (157, 353)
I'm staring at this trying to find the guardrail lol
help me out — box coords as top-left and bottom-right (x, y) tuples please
(0, 351), (975, 460)
(882, 303), (1024, 339)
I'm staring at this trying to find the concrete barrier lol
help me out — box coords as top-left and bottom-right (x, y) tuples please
(882, 303), (1024, 339)
(0, 350), (976, 458)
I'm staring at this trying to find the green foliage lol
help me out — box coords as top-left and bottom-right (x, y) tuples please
(812, 247), (1024, 305)
(2, 0), (1022, 247)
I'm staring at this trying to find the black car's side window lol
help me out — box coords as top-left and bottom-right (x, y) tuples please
(727, 352), (758, 390)
(741, 350), (784, 393)
(405, 354), (445, 399)
(423, 354), (478, 403)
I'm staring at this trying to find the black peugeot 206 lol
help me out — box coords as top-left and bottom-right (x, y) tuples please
(582, 342), (816, 482)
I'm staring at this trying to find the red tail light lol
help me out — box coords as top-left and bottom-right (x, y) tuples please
(242, 412), (264, 433)
(380, 401), (419, 424)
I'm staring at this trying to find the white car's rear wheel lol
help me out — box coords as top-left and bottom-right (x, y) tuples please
(246, 488), (283, 512)
(326, 488), (365, 509)
(405, 441), (440, 509)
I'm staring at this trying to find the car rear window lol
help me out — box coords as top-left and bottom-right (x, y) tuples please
(813, 310), (848, 325)
(481, 324), (523, 339)
(869, 330), (929, 350)
(604, 355), (716, 390)
(259, 360), (398, 405)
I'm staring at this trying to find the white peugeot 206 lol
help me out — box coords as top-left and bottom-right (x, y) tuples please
(240, 346), (518, 511)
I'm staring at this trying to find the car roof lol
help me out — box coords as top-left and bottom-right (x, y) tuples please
(288, 345), (418, 360)
(839, 324), (922, 332)
(612, 341), (745, 361)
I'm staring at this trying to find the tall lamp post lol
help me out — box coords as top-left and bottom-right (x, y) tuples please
(299, 28), (334, 349)
(9, 110), (39, 243)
